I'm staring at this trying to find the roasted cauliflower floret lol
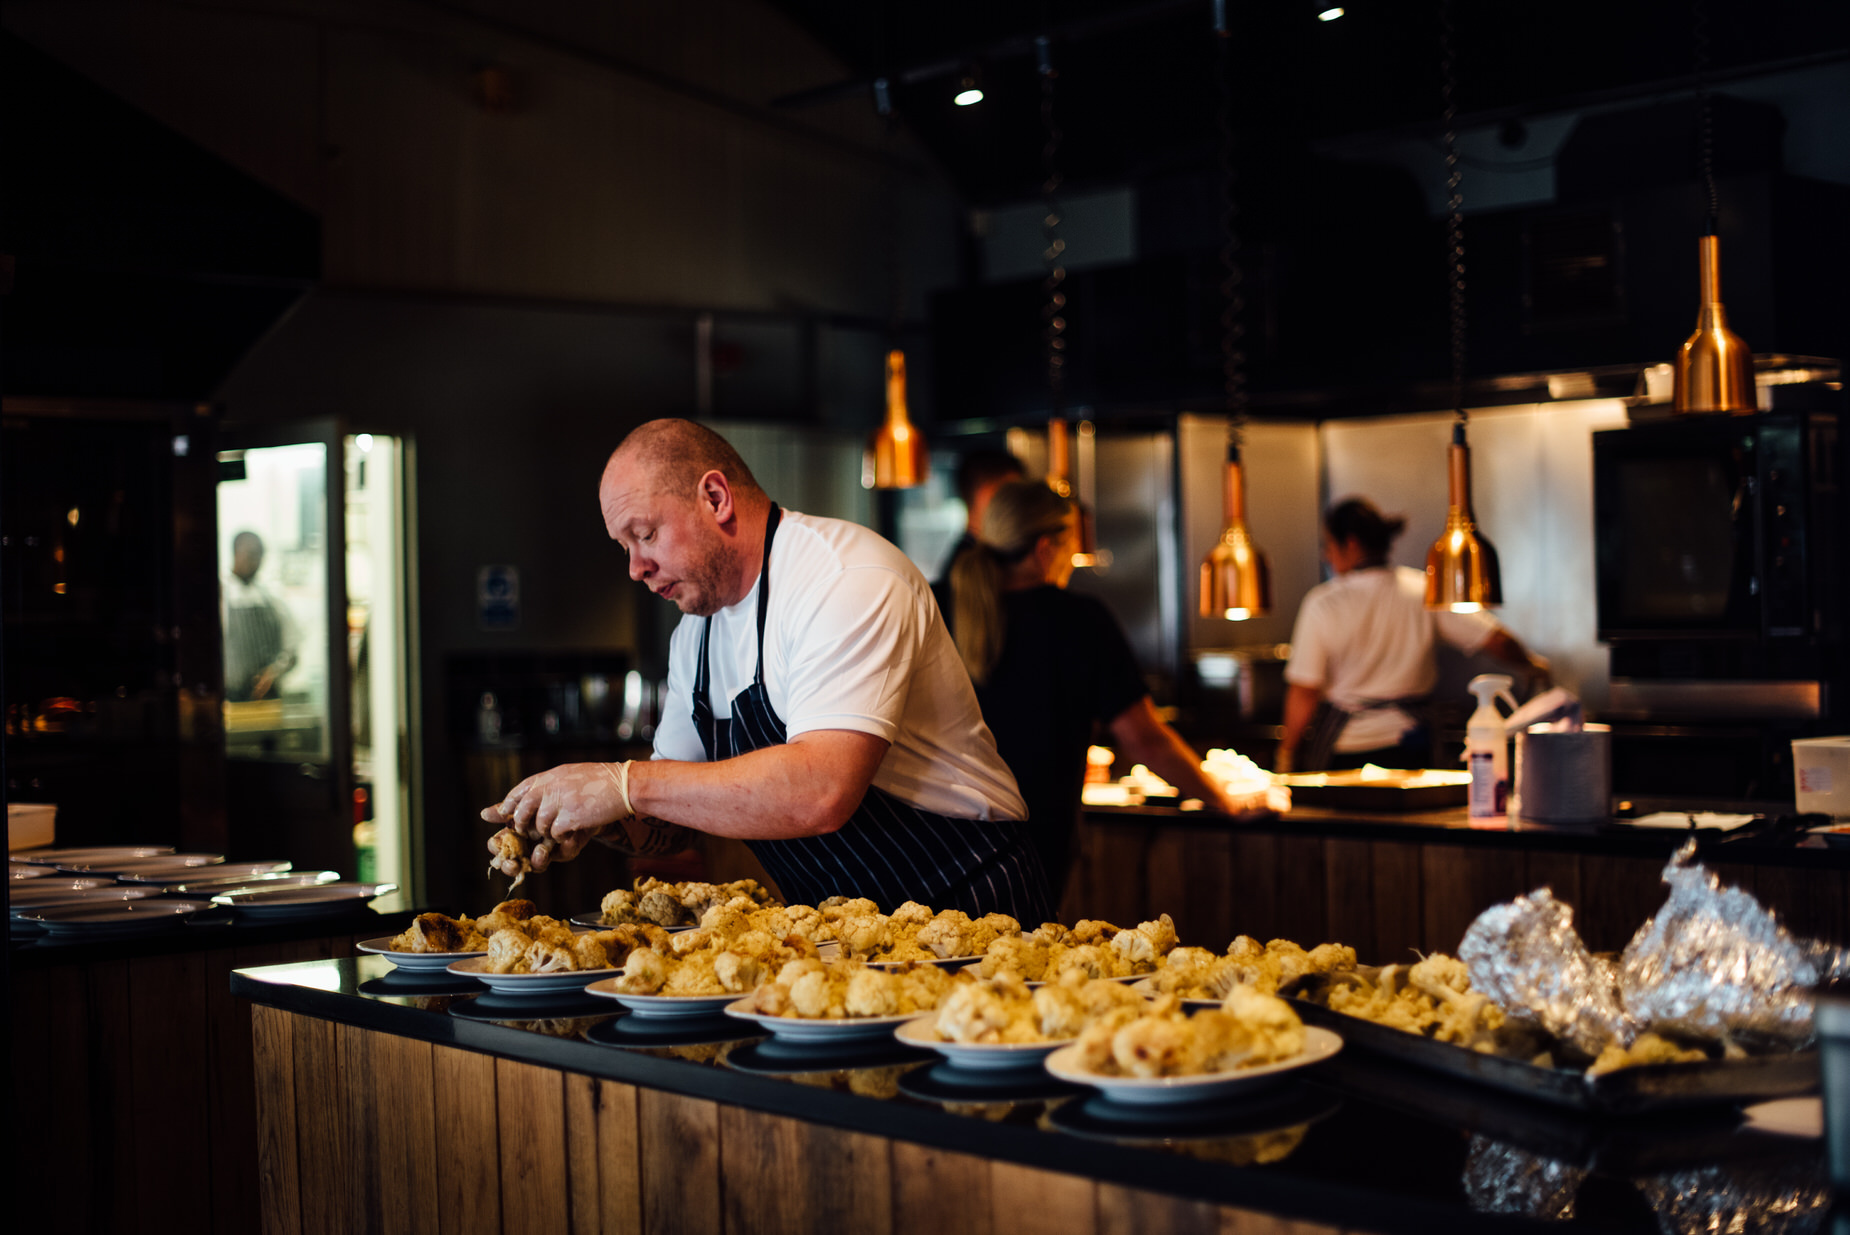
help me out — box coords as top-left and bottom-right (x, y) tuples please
(713, 950), (766, 994)
(835, 914), (894, 958)
(486, 829), (530, 890)
(600, 889), (641, 925)
(485, 928), (534, 974)
(391, 913), (465, 953)
(613, 947), (667, 994)
(845, 968), (901, 1018)
(889, 900), (935, 928)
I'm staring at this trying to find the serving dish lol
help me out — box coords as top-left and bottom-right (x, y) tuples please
(119, 859), (295, 885)
(722, 999), (923, 1043)
(583, 980), (741, 1020)
(11, 845), (173, 866)
(356, 936), (487, 970)
(9, 864), (50, 880)
(1288, 996), (1817, 1114)
(18, 898), (216, 937)
(893, 1014), (1074, 1071)
(10, 882), (160, 915)
(1279, 768), (1469, 811)
(211, 881), (396, 920)
(447, 956), (620, 995)
(1040, 1026), (1342, 1106)
(54, 852), (224, 874)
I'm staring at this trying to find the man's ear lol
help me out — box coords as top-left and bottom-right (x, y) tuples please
(697, 470), (735, 525)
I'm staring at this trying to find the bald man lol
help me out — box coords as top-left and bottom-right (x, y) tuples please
(484, 419), (1051, 921)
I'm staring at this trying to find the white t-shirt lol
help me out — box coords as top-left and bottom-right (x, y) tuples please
(653, 510), (1026, 821)
(1284, 565), (1497, 751)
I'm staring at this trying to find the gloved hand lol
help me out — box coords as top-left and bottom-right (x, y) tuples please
(480, 762), (627, 872)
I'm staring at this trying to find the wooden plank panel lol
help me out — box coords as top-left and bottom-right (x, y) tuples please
(1420, 844), (1527, 952)
(1322, 838), (1376, 960)
(1577, 854), (1670, 954)
(1098, 1183), (1221, 1235)
(10, 967), (85, 1230)
(1179, 827), (1240, 948)
(891, 1142), (993, 1235)
(637, 1088), (721, 1235)
(1227, 832), (1282, 940)
(1271, 834), (1328, 947)
(293, 1014), (348, 1235)
(1068, 821), (1152, 925)
(988, 1162), (1096, 1235)
(207, 946), (262, 1235)
(562, 1076), (643, 1235)
(497, 1058), (571, 1235)
(1753, 864), (1846, 945)
(1370, 840), (1424, 964)
(433, 1044), (502, 1235)
(252, 1005), (303, 1235)
(717, 1106), (892, 1235)
(87, 958), (137, 1231)
(130, 952), (213, 1217)
(338, 1022), (383, 1235)
(1143, 827), (1192, 941)
(1523, 851), (1582, 909)
(367, 1029), (441, 1235)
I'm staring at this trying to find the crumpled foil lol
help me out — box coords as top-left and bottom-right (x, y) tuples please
(1636, 1159), (1830, 1235)
(1619, 840), (1846, 1050)
(1459, 886), (1637, 1057)
(1462, 1137), (1586, 1222)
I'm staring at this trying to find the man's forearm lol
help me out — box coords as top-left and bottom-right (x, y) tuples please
(627, 730), (889, 841)
(1277, 683), (1324, 772)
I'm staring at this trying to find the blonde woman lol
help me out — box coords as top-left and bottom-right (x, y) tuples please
(944, 480), (1244, 902)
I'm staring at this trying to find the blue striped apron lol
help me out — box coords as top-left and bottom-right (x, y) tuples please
(693, 505), (1053, 922)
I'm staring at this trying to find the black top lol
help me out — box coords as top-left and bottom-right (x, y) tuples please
(969, 585), (1149, 893)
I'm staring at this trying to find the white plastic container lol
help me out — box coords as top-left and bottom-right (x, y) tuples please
(1466, 675), (1516, 822)
(1793, 736), (1850, 818)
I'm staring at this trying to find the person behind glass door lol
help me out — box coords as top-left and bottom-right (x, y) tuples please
(944, 480), (1247, 904)
(222, 531), (300, 702)
(1276, 498), (1549, 773)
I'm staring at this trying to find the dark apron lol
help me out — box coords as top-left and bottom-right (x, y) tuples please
(1299, 695), (1432, 771)
(693, 505), (1053, 922)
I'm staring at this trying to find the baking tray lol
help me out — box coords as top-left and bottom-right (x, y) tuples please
(1280, 769), (1470, 811)
(1288, 995), (1818, 1115)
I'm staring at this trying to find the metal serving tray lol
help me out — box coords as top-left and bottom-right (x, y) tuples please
(1279, 770), (1469, 811)
(1288, 996), (1818, 1114)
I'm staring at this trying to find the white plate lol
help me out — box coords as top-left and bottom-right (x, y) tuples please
(211, 881), (396, 920)
(8, 876), (118, 904)
(722, 998), (923, 1043)
(1041, 1027), (1342, 1106)
(9, 864), (50, 880)
(861, 953), (983, 971)
(168, 871), (340, 896)
(20, 898), (215, 935)
(12, 845), (174, 866)
(893, 1015), (1074, 1070)
(583, 979), (741, 1019)
(55, 852), (224, 874)
(568, 912), (700, 932)
(10, 884), (162, 915)
(447, 956), (620, 994)
(120, 860), (294, 885)
(356, 936), (487, 970)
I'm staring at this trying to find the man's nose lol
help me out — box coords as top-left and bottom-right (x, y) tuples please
(628, 554), (650, 582)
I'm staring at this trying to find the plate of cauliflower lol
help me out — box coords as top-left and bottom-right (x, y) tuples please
(578, 876), (781, 929)
(362, 898), (551, 970)
(1042, 987), (1341, 1104)
(974, 915), (1182, 986)
(894, 973), (1153, 1070)
(724, 958), (968, 1042)
(580, 899), (826, 1017)
(1134, 936), (1359, 1005)
(445, 906), (677, 994)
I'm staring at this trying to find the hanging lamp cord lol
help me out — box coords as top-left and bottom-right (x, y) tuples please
(1039, 35), (1067, 414)
(1694, 0), (1719, 234)
(1439, 0), (1467, 430)
(1214, 2), (1247, 461)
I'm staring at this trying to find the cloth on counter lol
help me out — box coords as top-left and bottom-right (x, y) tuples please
(1620, 812), (1758, 831)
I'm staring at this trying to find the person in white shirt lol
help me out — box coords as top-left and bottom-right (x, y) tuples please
(1277, 498), (1548, 772)
(482, 419), (1050, 920)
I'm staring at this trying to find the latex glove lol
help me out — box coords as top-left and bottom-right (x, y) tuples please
(480, 762), (626, 872)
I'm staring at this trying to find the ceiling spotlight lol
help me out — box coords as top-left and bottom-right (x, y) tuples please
(953, 64), (984, 107)
(1318, 6), (1346, 20)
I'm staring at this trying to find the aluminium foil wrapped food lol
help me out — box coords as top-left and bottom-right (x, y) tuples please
(1458, 887), (1636, 1057)
(1618, 840), (1848, 1051)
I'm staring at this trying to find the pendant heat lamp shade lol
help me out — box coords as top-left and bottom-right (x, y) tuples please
(1424, 425), (1501, 613)
(863, 350), (929, 489)
(1198, 446), (1271, 621)
(1672, 235), (1756, 415)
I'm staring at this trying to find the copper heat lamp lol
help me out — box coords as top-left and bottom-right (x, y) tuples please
(1671, 235), (1756, 414)
(1199, 440), (1271, 621)
(863, 350), (928, 489)
(1423, 424), (1501, 613)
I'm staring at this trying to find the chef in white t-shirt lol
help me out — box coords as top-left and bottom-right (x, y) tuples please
(482, 419), (1052, 922)
(1277, 497), (1549, 773)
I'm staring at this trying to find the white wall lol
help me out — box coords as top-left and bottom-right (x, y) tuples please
(1321, 400), (1633, 709)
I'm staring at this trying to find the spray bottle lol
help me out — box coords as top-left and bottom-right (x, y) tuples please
(1465, 674), (1517, 824)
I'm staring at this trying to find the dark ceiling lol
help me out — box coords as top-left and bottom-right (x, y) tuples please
(768, 0), (1850, 205)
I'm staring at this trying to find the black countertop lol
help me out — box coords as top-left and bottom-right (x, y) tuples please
(233, 956), (1831, 1235)
(1083, 797), (1850, 868)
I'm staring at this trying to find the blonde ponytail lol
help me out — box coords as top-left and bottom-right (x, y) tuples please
(949, 480), (1073, 686)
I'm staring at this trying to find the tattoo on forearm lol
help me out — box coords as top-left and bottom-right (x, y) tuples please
(594, 815), (689, 857)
